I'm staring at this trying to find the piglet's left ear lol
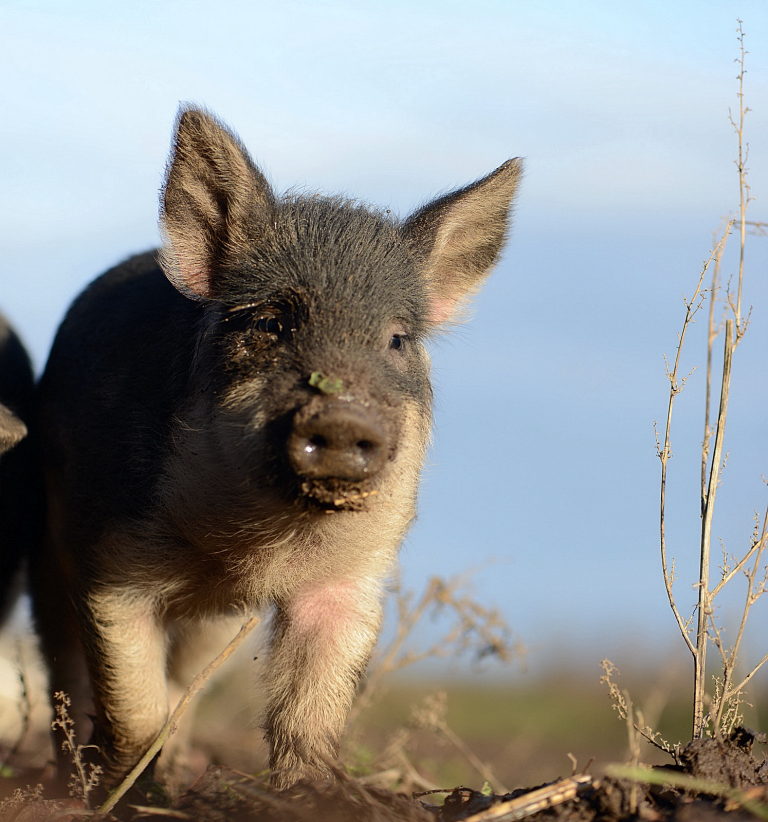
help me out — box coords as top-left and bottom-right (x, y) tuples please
(403, 158), (522, 325)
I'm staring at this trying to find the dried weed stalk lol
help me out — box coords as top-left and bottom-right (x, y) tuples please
(51, 691), (103, 807)
(411, 691), (510, 794)
(658, 21), (768, 740)
(0, 784), (45, 819)
(364, 726), (442, 793)
(345, 571), (520, 792)
(600, 660), (681, 764)
(350, 571), (523, 726)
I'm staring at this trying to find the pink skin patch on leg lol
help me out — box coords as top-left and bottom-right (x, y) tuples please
(286, 579), (368, 643)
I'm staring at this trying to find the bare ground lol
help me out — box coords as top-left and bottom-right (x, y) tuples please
(3, 729), (768, 821)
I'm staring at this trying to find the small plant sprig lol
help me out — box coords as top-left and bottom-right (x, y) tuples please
(600, 660), (681, 763)
(51, 691), (103, 807)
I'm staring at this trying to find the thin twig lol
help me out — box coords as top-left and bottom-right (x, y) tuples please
(728, 20), (750, 343)
(99, 610), (260, 816)
(437, 721), (510, 795)
(711, 522), (766, 597)
(735, 219), (767, 235)
(702, 223), (729, 506)
(725, 649), (768, 701)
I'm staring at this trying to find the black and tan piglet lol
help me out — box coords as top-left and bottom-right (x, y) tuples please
(32, 107), (521, 789)
(0, 314), (40, 623)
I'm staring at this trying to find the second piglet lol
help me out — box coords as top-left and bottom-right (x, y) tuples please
(33, 106), (522, 789)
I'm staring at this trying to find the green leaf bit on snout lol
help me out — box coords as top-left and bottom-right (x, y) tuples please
(309, 372), (345, 395)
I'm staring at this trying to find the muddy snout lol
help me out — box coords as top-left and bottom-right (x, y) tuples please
(288, 401), (389, 483)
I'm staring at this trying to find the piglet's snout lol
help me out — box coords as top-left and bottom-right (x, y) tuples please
(288, 403), (388, 482)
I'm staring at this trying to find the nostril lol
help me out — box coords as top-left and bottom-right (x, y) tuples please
(308, 434), (327, 451)
(357, 439), (373, 451)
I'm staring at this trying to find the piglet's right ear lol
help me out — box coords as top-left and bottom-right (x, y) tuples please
(159, 105), (276, 301)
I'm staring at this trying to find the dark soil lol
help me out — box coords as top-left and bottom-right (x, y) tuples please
(2, 729), (768, 821)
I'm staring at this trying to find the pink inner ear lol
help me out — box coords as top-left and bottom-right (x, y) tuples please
(184, 268), (212, 299)
(428, 296), (457, 325)
(175, 263), (212, 301)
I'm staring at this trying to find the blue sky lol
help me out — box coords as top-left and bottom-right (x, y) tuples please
(2, 1), (768, 682)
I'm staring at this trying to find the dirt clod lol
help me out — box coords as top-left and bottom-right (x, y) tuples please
(679, 729), (765, 788)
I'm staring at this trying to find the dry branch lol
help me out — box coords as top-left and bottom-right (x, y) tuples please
(693, 320), (733, 738)
(99, 610), (260, 816)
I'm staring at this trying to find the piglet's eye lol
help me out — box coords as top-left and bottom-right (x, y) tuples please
(256, 316), (283, 335)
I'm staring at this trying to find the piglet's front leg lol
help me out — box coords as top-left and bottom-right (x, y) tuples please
(263, 577), (382, 787)
(83, 591), (170, 787)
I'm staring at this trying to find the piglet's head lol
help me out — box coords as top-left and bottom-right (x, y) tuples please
(159, 105), (521, 330)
